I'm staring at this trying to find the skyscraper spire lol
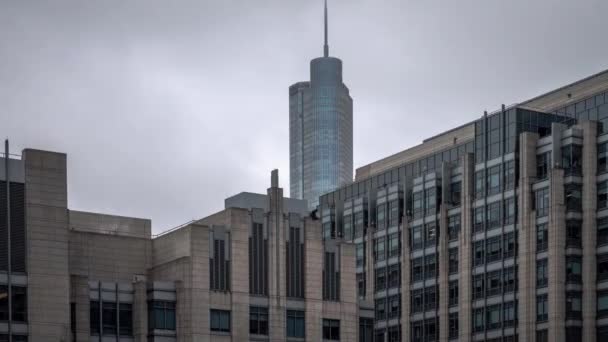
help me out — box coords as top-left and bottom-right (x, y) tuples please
(324, 0), (329, 57)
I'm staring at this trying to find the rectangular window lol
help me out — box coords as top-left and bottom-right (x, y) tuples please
(602, 253), (608, 280)
(413, 191), (424, 219)
(449, 248), (458, 274)
(536, 330), (548, 342)
(487, 165), (501, 195)
(388, 233), (400, 258)
(537, 259), (548, 288)
(322, 319), (340, 340)
(411, 226), (423, 250)
(565, 184), (582, 212)
(503, 267), (516, 293)
(599, 142), (608, 174)
(449, 313), (459, 339)
(388, 199), (400, 227)
(376, 203), (386, 230)
(374, 237), (386, 261)
(562, 145), (583, 176)
(425, 188), (436, 215)
(424, 318), (438, 341)
(210, 236), (231, 292)
(343, 214), (353, 239)
(475, 171), (485, 198)
(536, 223), (548, 252)
(323, 252), (340, 301)
(90, 300), (100, 335)
(388, 325), (400, 342)
(504, 196), (516, 225)
(566, 220), (582, 248)
(250, 222), (268, 296)
(600, 217), (608, 246)
(598, 291), (608, 318)
(536, 152), (550, 180)
(474, 241), (485, 266)
(375, 267), (386, 291)
(149, 301), (176, 331)
(425, 222), (437, 247)
(486, 201), (501, 229)
(424, 286), (437, 311)
(411, 289), (423, 313)
(503, 301), (516, 327)
(424, 254), (437, 279)
(359, 318), (373, 342)
(566, 256), (582, 283)
(535, 188), (550, 218)
(354, 211), (365, 238)
(375, 298), (386, 320)
(9, 286), (26, 323)
(249, 306), (268, 335)
(503, 232), (516, 258)
(388, 294), (401, 319)
(486, 270), (502, 297)
(474, 207), (485, 233)
(119, 303), (133, 336)
(504, 160), (516, 190)
(486, 236), (502, 263)
(486, 304), (501, 330)
(536, 294), (548, 322)
(286, 310), (305, 338)
(566, 292), (582, 320)
(210, 309), (231, 333)
(473, 274), (484, 300)
(357, 272), (366, 298)
(102, 302), (117, 335)
(448, 215), (460, 241)
(388, 264), (400, 288)
(473, 308), (484, 332)
(599, 181), (608, 209)
(449, 281), (458, 307)
(411, 257), (423, 283)
(566, 327), (582, 342)
(450, 181), (461, 206)
(356, 243), (365, 268)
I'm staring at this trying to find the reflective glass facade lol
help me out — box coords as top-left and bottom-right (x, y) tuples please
(290, 56), (353, 210)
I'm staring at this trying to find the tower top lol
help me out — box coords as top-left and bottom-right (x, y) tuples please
(323, 0), (329, 57)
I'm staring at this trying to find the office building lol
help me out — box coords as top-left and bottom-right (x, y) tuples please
(289, 0), (353, 210)
(319, 69), (608, 342)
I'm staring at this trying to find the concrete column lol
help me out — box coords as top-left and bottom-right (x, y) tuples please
(401, 218), (411, 342)
(24, 149), (71, 340)
(305, 219), (323, 341)
(517, 132), (539, 342)
(133, 279), (148, 342)
(268, 179), (286, 341)
(581, 121), (598, 342)
(548, 169), (566, 342)
(230, 211), (250, 341)
(438, 163), (451, 342)
(458, 153), (474, 342)
(339, 243), (358, 341)
(365, 226), (374, 303)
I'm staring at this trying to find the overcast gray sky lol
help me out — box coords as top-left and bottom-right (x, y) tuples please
(1, 0), (607, 233)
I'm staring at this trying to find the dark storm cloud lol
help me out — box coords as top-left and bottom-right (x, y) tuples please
(1, 0), (607, 232)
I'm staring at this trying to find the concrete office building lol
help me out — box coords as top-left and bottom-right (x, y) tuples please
(319, 69), (608, 342)
(0, 150), (359, 341)
(289, 0), (353, 210)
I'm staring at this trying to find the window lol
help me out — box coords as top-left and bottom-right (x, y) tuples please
(411, 320), (423, 342)
(388, 294), (401, 319)
(503, 267), (516, 293)
(90, 301), (100, 335)
(536, 223), (548, 252)
(504, 197), (516, 225)
(536, 295), (548, 322)
(474, 207), (485, 233)
(356, 243), (365, 268)
(354, 211), (365, 238)
(411, 225), (423, 250)
(562, 145), (582, 176)
(388, 264), (400, 288)
(565, 184), (582, 212)
(487, 201), (501, 229)
(411, 289), (423, 313)
(359, 318), (373, 342)
(323, 252), (340, 301)
(413, 191), (424, 218)
(536, 152), (550, 180)
(287, 310), (305, 338)
(149, 301), (176, 331)
(449, 312), (458, 339)
(322, 319), (340, 340)
(566, 256), (582, 283)
(504, 160), (516, 190)
(343, 214), (353, 239)
(357, 273), (366, 298)
(102, 302), (117, 335)
(474, 241), (485, 266)
(411, 257), (423, 282)
(599, 218), (608, 246)
(425, 188), (436, 215)
(424, 254), (436, 279)
(449, 281), (458, 307)
(448, 215), (460, 241)
(599, 181), (608, 209)
(486, 271), (502, 297)
(565, 327), (582, 342)
(503, 232), (516, 258)
(250, 222), (268, 296)
(473, 274), (484, 300)
(249, 306), (268, 335)
(566, 292), (582, 320)
(119, 303), (133, 336)
(537, 259), (548, 288)
(536, 329), (548, 342)
(388, 199), (400, 227)
(503, 301), (516, 327)
(424, 318), (437, 341)
(449, 248), (458, 274)
(210, 236), (231, 292)
(486, 236), (502, 263)
(375, 329), (384, 342)
(600, 326), (608, 342)
(450, 181), (461, 206)
(535, 188), (550, 217)
(375, 298), (386, 320)
(598, 291), (608, 318)
(210, 309), (230, 333)
(424, 286), (437, 311)
(475, 171), (485, 198)
(7, 287), (26, 323)
(388, 325), (400, 342)
(425, 222), (437, 247)
(473, 308), (484, 332)
(602, 253), (608, 282)
(388, 233), (400, 258)
(376, 203), (386, 230)
(487, 165), (501, 195)
(566, 220), (582, 248)
(374, 237), (386, 262)
(599, 142), (608, 174)
(486, 304), (501, 330)
(375, 267), (386, 291)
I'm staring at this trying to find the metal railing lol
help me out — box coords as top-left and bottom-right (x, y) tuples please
(152, 219), (198, 238)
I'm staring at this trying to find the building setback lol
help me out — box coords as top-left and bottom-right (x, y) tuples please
(0, 159), (358, 341)
(289, 0), (353, 210)
(319, 68), (608, 342)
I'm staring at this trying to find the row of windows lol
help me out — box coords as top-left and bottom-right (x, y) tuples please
(375, 264), (400, 292)
(410, 223), (437, 250)
(474, 161), (516, 198)
(411, 286), (438, 313)
(210, 308), (310, 339)
(374, 325), (401, 342)
(90, 301), (136, 336)
(374, 232), (400, 261)
(412, 188), (439, 219)
(376, 199), (402, 229)
(472, 301), (517, 332)
(473, 197), (517, 233)
(375, 294), (401, 320)
(473, 233), (516, 266)
(0, 286), (26, 323)
(411, 254), (437, 282)
(472, 267), (517, 299)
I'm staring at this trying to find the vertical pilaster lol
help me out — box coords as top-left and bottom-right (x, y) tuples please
(548, 168), (566, 342)
(438, 163), (450, 342)
(305, 219), (323, 341)
(133, 279), (148, 342)
(518, 132), (539, 342)
(268, 170), (286, 341)
(339, 243), (358, 340)
(401, 218), (411, 342)
(581, 121), (598, 342)
(459, 153), (474, 342)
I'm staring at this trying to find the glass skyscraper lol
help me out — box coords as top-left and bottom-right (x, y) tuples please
(289, 0), (353, 210)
